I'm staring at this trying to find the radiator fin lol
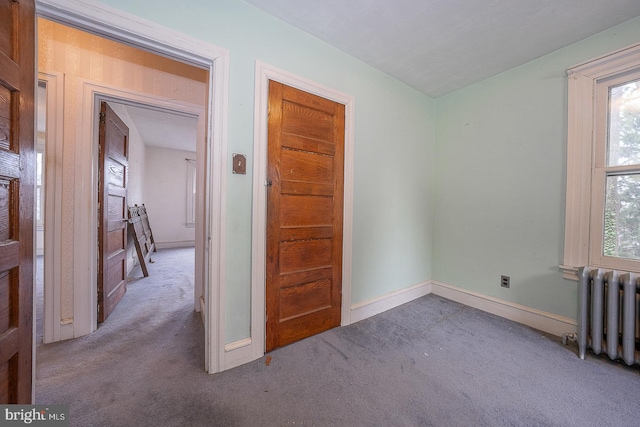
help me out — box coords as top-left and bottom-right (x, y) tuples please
(578, 267), (640, 366)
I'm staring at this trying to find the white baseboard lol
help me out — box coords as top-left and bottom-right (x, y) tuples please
(220, 280), (576, 372)
(350, 281), (432, 324)
(224, 338), (253, 370)
(349, 279), (576, 337)
(155, 241), (196, 250)
(431, 281), (577, 337)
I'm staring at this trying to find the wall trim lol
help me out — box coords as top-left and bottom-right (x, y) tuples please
(224, 338), (253, 370)
(250, 61), (355, 363)
(348, 280), (576, 337)
(38, 71), (64, 344)
(72, 80), (207, 339)
(155, 241), (197, 250)
(350, 281), (432, 323)
(431, 281), (577, 336)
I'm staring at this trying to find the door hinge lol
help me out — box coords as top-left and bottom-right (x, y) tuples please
(99, 111), (106, 125)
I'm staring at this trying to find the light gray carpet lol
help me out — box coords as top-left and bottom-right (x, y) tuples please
(36, 249), (640, 426)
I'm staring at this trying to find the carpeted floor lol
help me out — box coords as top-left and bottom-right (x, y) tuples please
(35, 249), (640, 426)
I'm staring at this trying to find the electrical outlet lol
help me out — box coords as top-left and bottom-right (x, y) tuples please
(501, 275), (510, 288)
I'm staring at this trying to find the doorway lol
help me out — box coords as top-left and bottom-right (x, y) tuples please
(251, 62), (355, 360)
(34, 1), (227, 373)
(265, 80), (345, 351)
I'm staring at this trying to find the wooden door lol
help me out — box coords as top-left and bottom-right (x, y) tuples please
(0, 0), (35, 404)
(98, 102), (129, 323)
(266, 81), (345, 352)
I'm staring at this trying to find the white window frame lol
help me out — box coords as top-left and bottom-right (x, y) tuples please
(562, 43), (640, 280)
(36, 81), (47, 229)
(186, 158), (196, 228)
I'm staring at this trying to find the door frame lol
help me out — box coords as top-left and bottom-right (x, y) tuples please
(38, 71), (64, 344)
(250, 61), (355, 362)
(35, 0), (229, 374)
(90, 86), (206, 325)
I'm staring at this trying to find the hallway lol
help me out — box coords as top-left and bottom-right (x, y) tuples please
(35, 247), (203, 420)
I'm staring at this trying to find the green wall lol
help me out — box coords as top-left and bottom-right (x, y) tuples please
(433, 17), (640, 320)
(96, 0), (640, 340)
(97, 0), (436, 342)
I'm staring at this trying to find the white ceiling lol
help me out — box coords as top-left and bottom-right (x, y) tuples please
(121, 104), (198, 153)
(98, 1), (640, 148)
(244, 0), (640, 98)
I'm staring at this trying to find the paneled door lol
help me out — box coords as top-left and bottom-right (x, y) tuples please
(98, 102), (129, 323)
(266, 81), (345, 352)
(0, 0), (35, 403)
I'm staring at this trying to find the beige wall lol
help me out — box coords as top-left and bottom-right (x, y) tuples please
(37, 18), (207, 338)
(144, 146), (197, 248)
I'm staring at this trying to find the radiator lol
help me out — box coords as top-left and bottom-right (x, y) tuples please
(577, 267), (640, 366)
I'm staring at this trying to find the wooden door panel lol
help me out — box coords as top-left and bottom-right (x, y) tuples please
(279, 239), (333, 273)
(281, 134), (335, 156)
(107, 159), (126, 187)
(107, 194), (127, 220)
(0, 0), (35, 404)
(0, 153), (20, 178)
(280, 226), (333, 241)
(0, 179), (11, 239)
(0, 0), (14, 55)
(280, 279), (332, 319)
(282, 102), (334, 141)
(0, 362), (10, 403)
(279, 266), (332, 287)
(105, 258), (126, 307)
(282, 84), (335, 109)
(281, 196), (332, 226)
(278, 310), (332, 345)
(98, 102), (129, 323)
(0, 86), (12, 150)
(281, 180), (333, 196)
(266, 80), (344, 351)
(0, 272), (11, 333)
(107, 137), (127, 159)
(107, 228), (125, 256)
(281, 149), (333, 183)
(101, 238), (126, 320)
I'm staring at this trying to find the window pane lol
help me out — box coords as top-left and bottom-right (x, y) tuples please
(36, 188), (41, 222)
(604, 173), (640, 259)
(607, 80), (640, 166)
(36, 152), (43, 186)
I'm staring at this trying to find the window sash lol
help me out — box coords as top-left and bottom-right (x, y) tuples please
(589, 69), (640, 272)
(186, 159), (196, 228)
(562, 42), (640, 280)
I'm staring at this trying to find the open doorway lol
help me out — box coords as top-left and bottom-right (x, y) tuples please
(35, 0), (228, 375)
(35, 18), (207, 359)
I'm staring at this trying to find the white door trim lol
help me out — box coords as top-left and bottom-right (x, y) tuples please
(79, 81), (206, 333)
(248, 61), (355, 364)
(35, 0), (229, 374)
(38, 71), (65, 344)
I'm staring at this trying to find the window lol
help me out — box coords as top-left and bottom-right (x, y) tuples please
(36, 151), (44, 226)
(36, 81), (47, 229)
(562, 43), (640, 279)
(186, 158), (196, 228)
